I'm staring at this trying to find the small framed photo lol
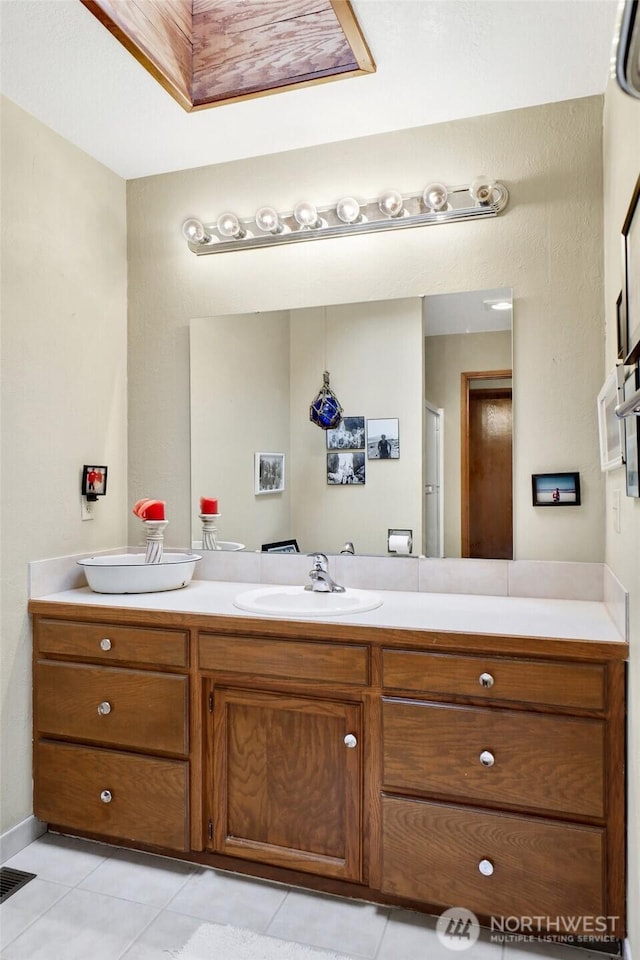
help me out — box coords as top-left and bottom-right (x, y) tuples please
(366, 418), (399, 459)
(597, 369), (624, 471)
(623, 365), (640, 497)
(532, 472), (581, 507)
(261, 539), (300, 553)
(622, 174), (640, 362)
(327, 452), (365, 485)
(254, 452), (285, 495)
(326, 416), (365, 450)
(617, 291), (628, 361)
(81, 465), (108, 501)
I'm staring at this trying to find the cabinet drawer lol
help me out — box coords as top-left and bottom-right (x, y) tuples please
(200, 634), (368, 685)
(35, 661), (188, 755)
(35, 740), (189, 851)
(36, 618), (188, 668)
(381, 796), (605, 928)
(382, 649), (605, 710)
(382, 699), (605, 817)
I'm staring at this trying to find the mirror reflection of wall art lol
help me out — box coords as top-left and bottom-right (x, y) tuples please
(261, 539), (300, 553)
(597, 369), (624, 471)
(623, 365), (640, 497)
(623, 174), (640, 362)
(254, 453), (285, 495)
(326, 416), (365, 450)
(366, 418), (399, 459)
(81, 464), (108, 501)
(327, 452), (366, 485)
(532, 472), (581, 506)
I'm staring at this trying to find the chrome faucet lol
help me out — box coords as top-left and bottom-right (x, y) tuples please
(305, 552), (346, 593)
(340, 541), (355, 555)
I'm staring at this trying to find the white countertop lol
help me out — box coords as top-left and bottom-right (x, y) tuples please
(31, 579), (625, 643)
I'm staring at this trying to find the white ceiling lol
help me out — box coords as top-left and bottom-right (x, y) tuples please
(0, 0), (620, 181)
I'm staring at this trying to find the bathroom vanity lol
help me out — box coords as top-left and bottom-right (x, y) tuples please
(29, 582), (627, 941)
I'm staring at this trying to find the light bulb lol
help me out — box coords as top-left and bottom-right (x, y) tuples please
(293, 201), (320, 228)
(255, 206), (282, 234)
(422, 183), (449, 212)
(470, 177), (496, 205)
(490, 301), (511, 311)
(182, 218), (209, 243)
(378, 189), (404, 218)
(336, 196), (361, 224)
(216, 212), (245, 239)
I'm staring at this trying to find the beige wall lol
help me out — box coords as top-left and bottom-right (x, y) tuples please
(602, 80), (640, 955)
(127, 96), (605, 563)
(291, 300), (423, 555)
(0, 97), (128, 834)
(190, 312), (291, 549)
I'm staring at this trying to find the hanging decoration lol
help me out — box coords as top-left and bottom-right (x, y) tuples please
(310, 371), (343, 430)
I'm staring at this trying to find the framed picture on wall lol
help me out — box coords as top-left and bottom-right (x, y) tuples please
(623, 174), (640, 362)
(81, 465), (108, 501)
(623, 364), (640, 497)
(532, 472), (581, 506)
(366, 418), (400, 459)
(254, 453), (285, 495)
(327, 452), (365, 485)
(326, 416), (365, 450)
(617, 290), (628, 360)
(597, 369), (624, 471)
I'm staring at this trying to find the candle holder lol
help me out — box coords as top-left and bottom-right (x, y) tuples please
(200, 513), (220, 551)
(143, 519), (168, 563)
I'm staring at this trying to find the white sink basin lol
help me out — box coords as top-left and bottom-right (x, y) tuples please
(78, 553), (201, 594)
(233, 585), (383, 618)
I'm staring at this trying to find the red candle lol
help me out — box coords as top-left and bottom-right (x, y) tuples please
(143, 500), (165, 520)
(200, 497), (218, 515)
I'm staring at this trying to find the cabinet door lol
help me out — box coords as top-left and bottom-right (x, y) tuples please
(210, 687), (362, 881)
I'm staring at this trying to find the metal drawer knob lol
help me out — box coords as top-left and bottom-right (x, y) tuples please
(97, 701), (112, 716)
(479, 750), (495, 767)
(478, 859), (494, 876)
(479, 672), (494, 688)
(100, 638), (112, 651)
(344, 734), (358, 748)
(100, 790), (112, 804)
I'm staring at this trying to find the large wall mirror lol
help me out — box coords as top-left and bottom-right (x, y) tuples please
(190, 288), (512, 558)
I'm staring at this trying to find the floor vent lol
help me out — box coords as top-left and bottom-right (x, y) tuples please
(0, 867), (37, 903)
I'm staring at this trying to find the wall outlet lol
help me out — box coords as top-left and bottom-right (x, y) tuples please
(81, 498), (94, 521)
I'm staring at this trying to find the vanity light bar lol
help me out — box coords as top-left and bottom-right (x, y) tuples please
(182, 179), (509, 255)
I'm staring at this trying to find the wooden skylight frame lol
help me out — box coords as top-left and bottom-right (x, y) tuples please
(80, 0), (375, 112)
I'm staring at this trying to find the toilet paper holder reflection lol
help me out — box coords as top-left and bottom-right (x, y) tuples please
(387, 528), (413, 555)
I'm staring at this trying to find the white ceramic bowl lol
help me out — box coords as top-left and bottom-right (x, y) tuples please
(78, 553), (201, 594)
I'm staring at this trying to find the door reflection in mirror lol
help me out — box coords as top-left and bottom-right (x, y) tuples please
(423, 289), (513, 558)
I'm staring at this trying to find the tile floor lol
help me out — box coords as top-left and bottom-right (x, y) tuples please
(0, 833), (620, 960)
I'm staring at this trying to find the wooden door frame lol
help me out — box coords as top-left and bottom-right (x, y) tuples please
(460, 369), (512, 557)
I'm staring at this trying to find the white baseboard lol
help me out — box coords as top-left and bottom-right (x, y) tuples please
(0, 815), (47, 863)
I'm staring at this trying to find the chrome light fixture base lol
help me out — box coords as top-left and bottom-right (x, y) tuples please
(183, 181), (508, 255)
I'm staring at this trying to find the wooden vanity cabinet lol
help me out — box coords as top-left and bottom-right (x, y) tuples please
(32, 616), (190, 852)
(200, 631), (367, 881)
(29, 604), (627, 942)
(379, 647), (626, 939)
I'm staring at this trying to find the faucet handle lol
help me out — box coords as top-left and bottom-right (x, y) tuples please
(307, 552), (328, 570)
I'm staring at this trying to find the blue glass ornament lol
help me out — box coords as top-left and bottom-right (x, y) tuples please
(309, 371), (343, 430)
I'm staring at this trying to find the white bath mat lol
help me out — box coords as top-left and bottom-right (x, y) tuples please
(174, 922), (360, 960)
